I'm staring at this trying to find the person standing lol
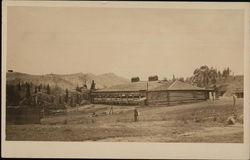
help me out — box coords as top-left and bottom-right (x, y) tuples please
(134, 108), (139, 122)
(109, 106), (113, 115)
(233, 94), (237, 106)
(233, 94), (237, 114)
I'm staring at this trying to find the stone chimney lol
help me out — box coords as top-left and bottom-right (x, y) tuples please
(131, 77), (140, 82)
(148, 75), (158, 81)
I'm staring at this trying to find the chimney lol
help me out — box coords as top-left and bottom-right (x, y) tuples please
(8, 70), (13, 73)
(131, 77), (140, 82)
(148, 75), (158, 81)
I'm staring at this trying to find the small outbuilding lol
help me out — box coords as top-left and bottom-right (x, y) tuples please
(234, 88), (244, 98)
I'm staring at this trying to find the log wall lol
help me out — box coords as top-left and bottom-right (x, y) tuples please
(148, 90), (208, 105)
(91, 91), (147, 105)
(91, 90), (209, 106)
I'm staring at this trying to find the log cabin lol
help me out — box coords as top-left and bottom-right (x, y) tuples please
(91, 80), (213, 106)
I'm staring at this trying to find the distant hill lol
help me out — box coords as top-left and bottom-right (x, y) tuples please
(6, 72), (129, 90)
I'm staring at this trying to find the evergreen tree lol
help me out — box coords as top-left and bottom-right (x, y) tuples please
(76, 94), (80, 105)
(23, 82), (31, 105)
(15, 88), (21, 106)
(6, 84), (14, 105)
(34, 86), (38, 94)
(218, 71), (222, 80)
(10, 85), (21, 106)
(178, 77), (185, 82)
(70, 97), (74, 107)
(26, 82), (31, 99)
(59, 96), (62, 104)
(38, 84), (42, 92)
(51, 96), (54, 103)
(222, 67), (231, 79)
(172, 74), (176, 81)
(46, 84), (50, 95)
(90, 80), (96, 90)
(83, 83), (87, 89)
(65, 89), (69, 103)
(76, 84), (81, 92)
(17, 82), (21, 91)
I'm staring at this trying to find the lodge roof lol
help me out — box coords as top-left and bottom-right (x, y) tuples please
(165, 80), (207, 90)
(96, 81), (164, 92)
(94, 80), (208, 92)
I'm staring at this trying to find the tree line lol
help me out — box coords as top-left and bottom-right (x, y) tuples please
(6, 82), (53, 106)
(187, 66), (232, 89)
(163, 66), (232, 89)
(6, 80), (97, 107)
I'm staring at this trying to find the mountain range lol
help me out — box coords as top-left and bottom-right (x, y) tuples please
(6, 72), (130, 90)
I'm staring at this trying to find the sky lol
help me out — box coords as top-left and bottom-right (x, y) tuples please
(7, 7), (244, 80)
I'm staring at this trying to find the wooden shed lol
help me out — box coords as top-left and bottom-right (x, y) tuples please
(91, 80), (212, 106)
(147, 80), (211, 105)
(234, 88), (244, 98)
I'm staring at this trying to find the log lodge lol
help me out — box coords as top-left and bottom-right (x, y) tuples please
(91, 79), (214, 106)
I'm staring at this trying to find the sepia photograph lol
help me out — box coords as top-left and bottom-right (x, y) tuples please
(1, 1), (249, 159)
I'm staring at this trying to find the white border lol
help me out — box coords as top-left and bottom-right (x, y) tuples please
(1, 1), (250, 159)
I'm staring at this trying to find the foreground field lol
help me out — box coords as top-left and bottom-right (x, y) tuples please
(6, 98), (244, 143)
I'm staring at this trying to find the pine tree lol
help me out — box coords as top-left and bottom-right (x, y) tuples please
(76, 84), (81, 92)
(65, 89), (69, 103)
(172, 74), (176, 81)
(38, 84), (42, 92)
(70, 97), (74, 107)
(15, 87), (21, 106)
(24, 82), (31, 105)
(83, 80), (88, 89)
(76, 94), (80, 105)
(90, 80), (96, 90)
(17, 82), (21, 91)
(178, 77), (184, 82)
(59, 96), (62, 104)
(35, 86), (38, 94)
(218, 71), (222, 80)
(46, 84), (50, 95)
(26, 82), (31, 99)
(6, 84), (14, 105)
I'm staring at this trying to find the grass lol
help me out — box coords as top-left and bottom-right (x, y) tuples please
(6, 98), (243, 143)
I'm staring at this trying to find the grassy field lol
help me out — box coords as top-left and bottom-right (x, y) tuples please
(6, 97), (244, 143)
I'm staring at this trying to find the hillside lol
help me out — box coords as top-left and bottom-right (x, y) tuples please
(6, 72), (129, 90)
(217, 75), (244, 97)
